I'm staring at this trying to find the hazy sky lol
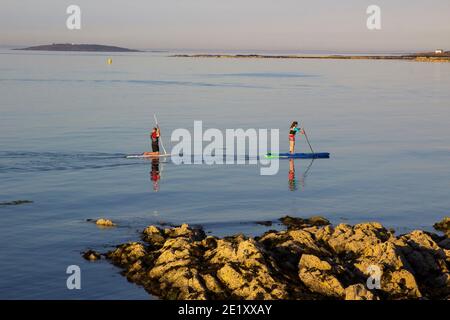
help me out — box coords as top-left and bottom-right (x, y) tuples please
(1, 0), (449, 51)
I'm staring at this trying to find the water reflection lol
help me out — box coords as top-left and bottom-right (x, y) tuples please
(288, 158), (315, 191)
(150, 158), (160, 192)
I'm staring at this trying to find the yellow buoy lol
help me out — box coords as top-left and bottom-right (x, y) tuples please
(107, 58), (113, 65)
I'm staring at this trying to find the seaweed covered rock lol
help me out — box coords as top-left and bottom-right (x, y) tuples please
(319, 222), (393, 256)
(345, 284), (378, 300)
(280, 216), (330, 229)
(298, 254), (345, 298)
(396, 230), (450, 298)
(104, 218), (450, 300)
(0, 200), (33, 206)
(95, 218), (115, 227)
(108, 226), (289, 299)
(142, 225), (165, 245)
(82, 250), (101, 261)
(434, 217), (450, 236)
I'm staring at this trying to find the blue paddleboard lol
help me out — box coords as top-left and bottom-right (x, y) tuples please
(265, 153), (330, 159)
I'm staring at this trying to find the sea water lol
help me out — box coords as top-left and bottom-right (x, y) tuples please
(1, 50), (449, 298)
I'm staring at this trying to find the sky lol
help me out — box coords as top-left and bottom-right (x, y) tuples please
(1, 0), (449, 52)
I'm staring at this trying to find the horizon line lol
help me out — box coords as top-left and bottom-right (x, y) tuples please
(0, 43), (443, 55)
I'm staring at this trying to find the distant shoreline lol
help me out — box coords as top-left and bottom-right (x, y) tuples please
(173, 53), (450, 63)
(14, 43), (141, 53)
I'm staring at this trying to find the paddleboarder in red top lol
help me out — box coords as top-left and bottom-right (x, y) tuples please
(151, 127), (160, 153)
(289, 121), (305, 154)
(143, 127), (161, 156)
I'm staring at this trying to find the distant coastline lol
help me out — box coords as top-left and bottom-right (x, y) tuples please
(14, 43), (141, 52)
(173, 52), (450, 63)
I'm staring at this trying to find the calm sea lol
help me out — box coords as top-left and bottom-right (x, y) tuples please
(1, 50), (449, 299)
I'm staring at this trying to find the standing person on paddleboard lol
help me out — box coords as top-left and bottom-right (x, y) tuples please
(143, 127), (161, 156)
(150, 127), (160, 155)
(289, 121), (305, 154)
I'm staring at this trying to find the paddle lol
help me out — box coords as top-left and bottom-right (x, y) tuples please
(154, 114), (168, 155)
(302, 128), (315, 154)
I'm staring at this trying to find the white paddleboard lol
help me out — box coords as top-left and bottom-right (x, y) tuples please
(125, 153), (177, 159)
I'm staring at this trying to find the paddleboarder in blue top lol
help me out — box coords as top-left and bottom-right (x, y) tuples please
(289, 121), (305, 154)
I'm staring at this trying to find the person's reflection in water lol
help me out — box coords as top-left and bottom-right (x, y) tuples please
(150, 158), (160, 192)
(288, 159), (309, 191)
(288, 159), (297, 191)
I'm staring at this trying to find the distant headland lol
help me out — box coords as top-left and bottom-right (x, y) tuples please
(14, 43), (141, 52)
(173, 50), (450, 63)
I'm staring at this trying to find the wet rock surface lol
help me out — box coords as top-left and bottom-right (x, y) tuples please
(82, 250), (102, 261)
(104, 217), (450, 300)
(279, 215), (330, 229)
(0, 200), (33, 206)
(434, 217), (450, 236)
(255, 221), (273, 227)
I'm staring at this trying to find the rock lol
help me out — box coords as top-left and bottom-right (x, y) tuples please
(0, 200), (33, 206)
(144, 225), (161, 234)
(280, 216), (330, 229)
(256, 231), (303, 273)
(320, 223), (421, 299)
(352, 241), (422, 299)
(396, 230), (450, 298)
(255, 221), (273, 226)
(382, 269), (422, 299)
(434, 217), (450, 236)
(345, 284), (378, 300)
(163, 223), (206, 241)
(95, 218), (115, 227)
(217, 264), (247, 290)
(148, 238), (197, 279)
(202, 236), (218, 249)
(103, 219), (450, 300)
(288, 229), (330, 256)
(398, 231), (446, 276)
(108, 242), (146, 266)
(202, 274), (225, 297)
(325, 222), (392, 256)
(82, 250), (101, 261)
(143, 225), (165, 245)
(300, 254), (332, 271)
(438, 238), (450, 250)
(298, 254), (345, 298)
(206, 237), (289, 299)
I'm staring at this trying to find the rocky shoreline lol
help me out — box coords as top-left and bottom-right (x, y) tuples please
(172, 54), (450, 63)
(95, 216), (449, 300)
